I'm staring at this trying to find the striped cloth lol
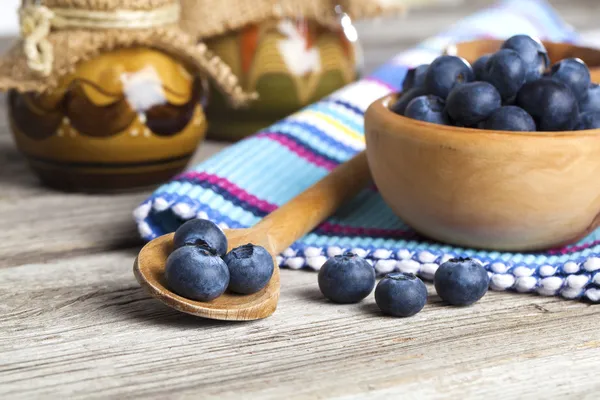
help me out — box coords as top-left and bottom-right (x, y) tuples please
(134, 0), (600, 303)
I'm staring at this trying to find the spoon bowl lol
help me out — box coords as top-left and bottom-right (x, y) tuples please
(134, 152), (371, 320)
(134, 229), (281, 321)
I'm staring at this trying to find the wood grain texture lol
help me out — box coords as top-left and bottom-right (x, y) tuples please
(1, 0), (600, 398)
(1, 252), (599, 399)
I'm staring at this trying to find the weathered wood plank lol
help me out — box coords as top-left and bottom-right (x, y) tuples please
(0, 252), (598, 399)
(1, 4), (600, 398)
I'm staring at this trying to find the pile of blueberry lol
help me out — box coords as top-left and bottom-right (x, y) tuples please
(165, 219), (274, 301)
(318, 253), (489, 317)
(165, 219), (490, 315)
(392, 34), (600, 131)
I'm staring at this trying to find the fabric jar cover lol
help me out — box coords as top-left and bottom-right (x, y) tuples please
(134, 0), (600, 303)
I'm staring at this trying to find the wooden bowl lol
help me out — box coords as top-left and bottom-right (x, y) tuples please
(444, 39), (600, 81)
(364, 93), (600, 252)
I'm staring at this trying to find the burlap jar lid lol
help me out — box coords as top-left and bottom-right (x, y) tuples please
(179, 0), (410, 40)
(0, 0), (256, 107)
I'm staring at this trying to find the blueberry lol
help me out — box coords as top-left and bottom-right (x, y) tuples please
(445, 82), (501, 126)
(402, 64), (429, 92)
(375, 273), (428, 317)
(173, 219), (228, 256)
(516, 78), (579, 131)
(223, 244), (274, 294)
(318, 252), (376, 304)
(480, 106), (536, 131)
(165, 246), (230, 301)
(390, 87), (427, 116)
(472, 54), (491, 81)
(580, 83), (600, 113)
(434, 257), (489, 306)
(548, 58), (590, 102)
(576, 111), (600, 130)
(482, 49), (526, 103)
(424, 55), (474, 99)
(404, 95), (450, 125)
(501, 34), (550, 81)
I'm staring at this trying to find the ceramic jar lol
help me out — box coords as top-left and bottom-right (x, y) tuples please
(205, 16), (362, 140)
(7, 48), (207, 191)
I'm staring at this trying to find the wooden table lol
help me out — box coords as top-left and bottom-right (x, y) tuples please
(2, 1), (600, 398)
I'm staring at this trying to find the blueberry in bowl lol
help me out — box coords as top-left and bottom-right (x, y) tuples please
(365, 36), (600, 252)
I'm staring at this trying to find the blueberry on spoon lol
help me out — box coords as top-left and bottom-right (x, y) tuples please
(173, 218), (228, 256)
(224, 244), (275, 294)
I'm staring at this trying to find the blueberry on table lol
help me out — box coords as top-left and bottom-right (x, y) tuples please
(480, 106), (536, 132)
(424, 55), (474, 99)
(434, 257), (489, 306)
(375, 273), (428, 317)
(318, 252), (376, 304)
(548, 58), (591, 102)
(472, 53), (491, 81)
(501, 34), (550, 81)
(402, 64), (429, 91)
(390, 87), (427, 116)
(482, 49), (527, 103)
(580, 83), (600, 113)
(404, 95), (450, 125)
(223, 244), (274, 294)
(173, 218), (228, 256)
(445, 82), (501, 126)
(576, 111), (600, 130)
(516, 78), (579, 131)
(165, 246), (230, 302)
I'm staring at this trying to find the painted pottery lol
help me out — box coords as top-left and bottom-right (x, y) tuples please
(205, 18), (361, 140)
(8, 48), (207, 191)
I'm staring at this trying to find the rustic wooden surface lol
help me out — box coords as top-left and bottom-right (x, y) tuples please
(1, 1), (600, 398)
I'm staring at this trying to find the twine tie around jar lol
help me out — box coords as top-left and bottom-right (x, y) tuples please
(18, 1), (181, 76)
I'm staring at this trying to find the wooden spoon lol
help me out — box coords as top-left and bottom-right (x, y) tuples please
(134, 151), (370, 321)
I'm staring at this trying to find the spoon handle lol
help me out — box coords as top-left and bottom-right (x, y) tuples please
(254, 151), (371, 255)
